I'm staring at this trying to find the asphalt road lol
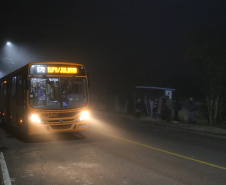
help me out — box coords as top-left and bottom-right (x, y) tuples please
(0, 111), (226, 185)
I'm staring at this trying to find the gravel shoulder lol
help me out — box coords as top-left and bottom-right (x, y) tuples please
(103, 111), (226, 138)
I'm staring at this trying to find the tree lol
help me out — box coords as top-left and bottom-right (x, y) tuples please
(188, 28), (226, 124)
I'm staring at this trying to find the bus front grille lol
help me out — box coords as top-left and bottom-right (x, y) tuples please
(46, 119), (75, 124)
(58, 112), (80, 117)
(50, 124), (72, 130)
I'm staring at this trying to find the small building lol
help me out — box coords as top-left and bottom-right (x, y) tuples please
(135, 86), (176, 114)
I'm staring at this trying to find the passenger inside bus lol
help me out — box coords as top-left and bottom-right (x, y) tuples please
(29, 78), (87, 109)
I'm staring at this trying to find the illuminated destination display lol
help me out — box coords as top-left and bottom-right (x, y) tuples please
(30, 64), (85, 76)
(47, 67), (77, 74)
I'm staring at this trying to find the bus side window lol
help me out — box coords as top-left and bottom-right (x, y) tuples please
(0, 82), (2, 108)
(11, 76), (17, 97)
(0, 82), (3, 98)
(3, 83), (7, 98)
(17, 75), (23, 98)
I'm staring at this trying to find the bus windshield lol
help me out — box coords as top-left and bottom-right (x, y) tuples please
(29, 77), (87, 110)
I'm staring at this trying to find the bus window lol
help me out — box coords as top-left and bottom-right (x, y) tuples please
(11, 76), (17, 97)
(30, 78), (60, 109)
(61, 78), (87, 109)
(29, 77), (87, 110)
(0, 82), (3, 97)
(17, 75), (23, 98)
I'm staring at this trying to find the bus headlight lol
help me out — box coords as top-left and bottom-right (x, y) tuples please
(30, 114), (45, 124)
(80, 111), (89, 120)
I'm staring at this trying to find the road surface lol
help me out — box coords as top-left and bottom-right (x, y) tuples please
(0, 111), (226, 185)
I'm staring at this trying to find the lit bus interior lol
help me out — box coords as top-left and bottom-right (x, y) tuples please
(30, 77), (88, 110)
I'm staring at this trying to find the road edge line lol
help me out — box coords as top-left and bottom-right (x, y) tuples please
(0, 152), (12, 185)
(103, 132), (226, 171)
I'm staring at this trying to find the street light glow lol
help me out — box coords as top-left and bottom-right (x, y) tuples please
(6, 42), (12, 46)
(1, 40), (39, 78)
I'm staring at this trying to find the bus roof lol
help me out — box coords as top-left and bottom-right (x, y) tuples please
(0, 62), (86, 80)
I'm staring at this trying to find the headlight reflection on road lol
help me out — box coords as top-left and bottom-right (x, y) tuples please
(88, 113), (118, 134)
(88, 116), (106, 129)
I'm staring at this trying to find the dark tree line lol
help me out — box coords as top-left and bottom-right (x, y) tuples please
(188, 28), (226, 124)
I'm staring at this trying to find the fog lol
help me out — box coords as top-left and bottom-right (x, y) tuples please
(0, 43), (42, 78)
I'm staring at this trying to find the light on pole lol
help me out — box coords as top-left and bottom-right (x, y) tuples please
(6, 41), (12, 46)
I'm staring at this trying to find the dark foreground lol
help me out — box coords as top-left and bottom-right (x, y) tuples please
(0, 111), (226, 185)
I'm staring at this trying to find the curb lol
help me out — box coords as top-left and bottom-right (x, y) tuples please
(113, 113), (226, 138)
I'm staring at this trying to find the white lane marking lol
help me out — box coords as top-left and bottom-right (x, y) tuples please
(0, 152), (12, 185)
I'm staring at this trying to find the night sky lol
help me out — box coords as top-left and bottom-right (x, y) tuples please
(1, 0), (226, 97)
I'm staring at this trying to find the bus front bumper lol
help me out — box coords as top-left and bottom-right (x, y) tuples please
(27, 120), (89, 135)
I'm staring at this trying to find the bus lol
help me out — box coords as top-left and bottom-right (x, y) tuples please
(0, 62), (89, 136)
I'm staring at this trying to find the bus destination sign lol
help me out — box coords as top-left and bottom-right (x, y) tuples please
(30, 64), (85, 75)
